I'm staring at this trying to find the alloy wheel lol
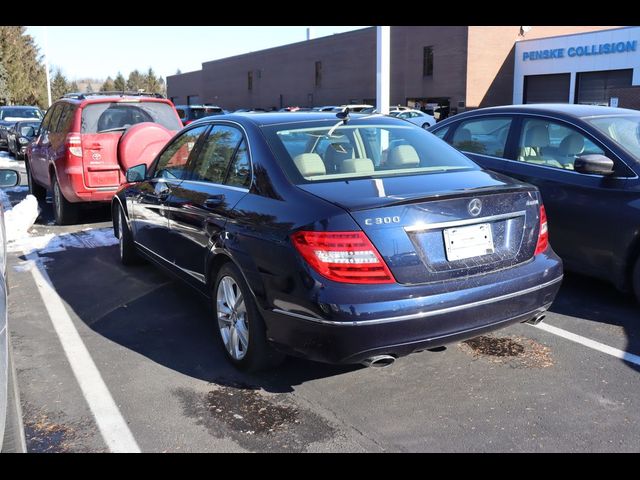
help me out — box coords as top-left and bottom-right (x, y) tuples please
(216, 276), (249, 360)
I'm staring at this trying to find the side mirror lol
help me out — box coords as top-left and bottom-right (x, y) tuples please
(126, 164), (147, 183)
(0, 169), (20, 188)
(574, 154), (615, 176)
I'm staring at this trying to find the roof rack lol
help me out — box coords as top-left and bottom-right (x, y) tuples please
(61, 91), (165, 100)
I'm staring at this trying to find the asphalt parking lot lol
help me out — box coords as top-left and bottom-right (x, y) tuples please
(2, 177), (639, 452)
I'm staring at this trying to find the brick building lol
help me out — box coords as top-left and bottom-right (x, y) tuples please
(167, 26), (619, 113)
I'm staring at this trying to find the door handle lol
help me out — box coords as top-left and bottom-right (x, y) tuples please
(204, 196), (225, 208)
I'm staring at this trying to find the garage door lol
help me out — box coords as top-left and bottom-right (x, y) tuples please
(575, 69), (633, 105)
(523, 73), (571, 104)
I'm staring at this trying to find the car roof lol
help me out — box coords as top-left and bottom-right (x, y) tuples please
(0, 105), (40, 110)
(55, 94), (171, 106)
(174, 104), (221, 109)
(452, 103), (639, 119)
(188, 111), (402, 127)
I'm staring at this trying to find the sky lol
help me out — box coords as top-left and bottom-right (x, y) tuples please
(25, 26), (369, 81)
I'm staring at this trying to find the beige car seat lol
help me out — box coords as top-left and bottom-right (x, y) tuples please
(557, 133), (585, 170)
(386, 144), (420, 169)
(519, 124), (563, 169)
(294, 153), (326, 177)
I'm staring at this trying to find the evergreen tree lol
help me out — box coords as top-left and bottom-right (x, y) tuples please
(158, 77), (166, 97)
(0, 59), (9, 105)
(113, 72), (126, 91)
(175, 68), (182, 75)
(51, 68), (69, 100)
(0, 26), (47, 107)
(127, 69), (144, 91)
(144, 67), (161, 94)
(69, 81), (79, 93)
(85, 82), (93, 93)
(101, 76), (115, 92)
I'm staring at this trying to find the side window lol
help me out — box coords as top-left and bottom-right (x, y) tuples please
(188, 125), (243, 184)
(451, 117), (512, 158)
(153, 126), (208, 180)
(48, 105), (63, 134)
(225, 139), (251, 188)
(40, 104), (59, 134)
(518, 118), (604, 171)
(56, 105), (75, 134)
(432, 126), (449, 140)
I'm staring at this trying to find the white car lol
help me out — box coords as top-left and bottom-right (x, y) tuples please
(389, 109), (436, 128)
(339, 104), (374, 112)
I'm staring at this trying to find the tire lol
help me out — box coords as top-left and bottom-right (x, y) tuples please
(213, 262), (284, 372)
(632, 256), (640, 304)
(25, 159), (47, 203)
(422, 122), (431, 129)
(116, 204), (140, 266)
(52, 175), (79, 225)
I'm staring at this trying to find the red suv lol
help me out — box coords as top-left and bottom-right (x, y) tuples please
(26, 92), (182, 224)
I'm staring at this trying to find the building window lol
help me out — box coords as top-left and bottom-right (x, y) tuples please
(423, 46), (434, 77)
(315, 61), (322, 87)
(248, 71), (253, 91)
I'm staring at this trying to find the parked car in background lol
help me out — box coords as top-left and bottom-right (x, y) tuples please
(312, 106), (340, 112)
(430, 103), (640, 302)
(234, 108), (268, 113)
(26, 91), (182, 225)
(389, 109), (436, 128)
(174, 105), (225, 126)
(0, 168), (26, 453)
(112, 111), (562, 372)
(0, 106), (43, 150)
(6, 120), (41, 160)
(339, 104), (374, 112)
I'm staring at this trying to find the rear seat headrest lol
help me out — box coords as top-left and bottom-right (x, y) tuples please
(294, 153), (326, 177)
(341, 158), (374, 174)
(387, 144), (420, 168)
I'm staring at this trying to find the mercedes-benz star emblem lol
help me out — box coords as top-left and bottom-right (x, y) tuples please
(468, 198), (482, 217)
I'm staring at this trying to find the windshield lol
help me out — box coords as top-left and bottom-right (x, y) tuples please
(81, 101), (181, 133)
(262, 120), (478, 184)
(586, 115), (640, 162)
(0, 108), (42, 120)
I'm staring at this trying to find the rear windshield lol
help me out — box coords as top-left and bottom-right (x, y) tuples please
(81, 101), (182, 133)
(0, 108), (42, 120)
(261, 119), (478, 184)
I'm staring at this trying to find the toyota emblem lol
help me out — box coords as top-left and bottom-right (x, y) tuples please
(468, 198), (482, 217)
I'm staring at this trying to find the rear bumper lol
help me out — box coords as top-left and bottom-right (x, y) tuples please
(60, 167), (121, 203)
(261, 251), (563, 364)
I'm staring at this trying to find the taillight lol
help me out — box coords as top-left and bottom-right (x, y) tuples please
(66, 133), (82, 157)
(291, 231), (396, 284)
(534, 204), (549, 255)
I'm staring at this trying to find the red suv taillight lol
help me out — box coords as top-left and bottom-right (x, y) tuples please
(534, 204), (549, 255)
(291, 231), (396, 284)
(66, 133), (82, 157)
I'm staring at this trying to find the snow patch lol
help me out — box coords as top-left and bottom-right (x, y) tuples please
(7, 227), (118, 255)
(4, 194), (40, 242)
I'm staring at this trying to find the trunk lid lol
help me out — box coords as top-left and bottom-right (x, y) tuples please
(298, 170), (542, 284)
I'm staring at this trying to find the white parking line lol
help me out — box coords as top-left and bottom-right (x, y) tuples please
(533, 322), (640, 367)
(25, 252), (141, 453)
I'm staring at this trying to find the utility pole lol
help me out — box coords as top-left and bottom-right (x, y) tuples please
(376, 26), (390, 115)
(43, 26), (52, 107)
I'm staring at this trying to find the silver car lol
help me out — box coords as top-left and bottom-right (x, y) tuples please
(0, 168), (26, 453)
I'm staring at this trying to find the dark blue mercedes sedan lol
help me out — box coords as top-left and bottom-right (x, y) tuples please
(112, 112), (563, 371)
(429, 104), (640, 303)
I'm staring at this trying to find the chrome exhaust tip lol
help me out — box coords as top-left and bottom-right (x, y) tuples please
(361, 355), (396, 368)
(525, 312), (546, 325)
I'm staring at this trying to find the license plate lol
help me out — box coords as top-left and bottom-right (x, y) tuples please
(443, 223), (495, 261)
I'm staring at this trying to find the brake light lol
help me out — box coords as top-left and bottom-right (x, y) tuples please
(66, 133), (82, 157)
(291, 231), (396, 284)
(534, 204), (549, 255)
